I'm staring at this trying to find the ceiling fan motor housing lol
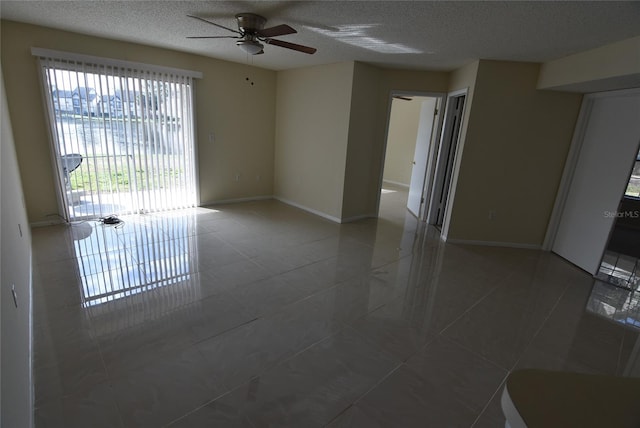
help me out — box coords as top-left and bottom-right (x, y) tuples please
(236, 13), (266, 35)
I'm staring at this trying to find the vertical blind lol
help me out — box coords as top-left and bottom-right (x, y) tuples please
(33, 48), (200, 221)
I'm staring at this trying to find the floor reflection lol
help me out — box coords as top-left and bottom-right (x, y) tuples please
(31, 196), (640, 428)
(597, 250), (640, 291)
(71, 216), (201, 335)
(587, 279), (640, 329)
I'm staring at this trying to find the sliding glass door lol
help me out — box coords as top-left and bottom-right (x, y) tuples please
(38, 55), (197, 221)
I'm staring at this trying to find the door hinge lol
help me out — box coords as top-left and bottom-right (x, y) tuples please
(421, 197), (425, 204)
(434, 108), (438, 116)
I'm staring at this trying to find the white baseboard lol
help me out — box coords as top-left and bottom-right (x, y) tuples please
(382, 179), (410, 189)
(273, 196), (343, 223)
(275, 197), (375, 224)
(33, 196), (370, 227)
(341, 213), (376, 223)
(445, 238), (542, 250)
(200, 195), (273, 207)
(32, 197), (275, 226)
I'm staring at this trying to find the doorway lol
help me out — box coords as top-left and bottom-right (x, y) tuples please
(597, 147), (640, 290)
(37, 54), (198, 222)
(379, 93), (443, 222)
(550, 89), (640, 276)
(427, 93), (466, 228)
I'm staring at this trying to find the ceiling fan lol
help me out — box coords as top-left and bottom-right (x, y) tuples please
(187, 13), (317, 55)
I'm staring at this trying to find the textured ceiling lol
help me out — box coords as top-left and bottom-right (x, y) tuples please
(1, 1), (639, 71)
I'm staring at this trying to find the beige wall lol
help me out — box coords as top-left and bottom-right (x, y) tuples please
(382, 98), (422, 186)
(274, 62), (354, 220)
(379, 69), (450, 94)
(0, 20), (277, 223)
(538, 36), (640, 92)
(1, 66), (34, 428)
(342, 62), (382, 220)
(447, 60), (583, 246)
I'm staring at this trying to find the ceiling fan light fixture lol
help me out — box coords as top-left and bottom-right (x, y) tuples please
(236, 40), (264, 55)
(187, 14), (316, 55)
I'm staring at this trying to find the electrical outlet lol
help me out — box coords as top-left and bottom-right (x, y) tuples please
(235, 173), (241, 182)
(256, 175), (261, 181)
(489, 210), (496, 220)
(208, 133), (214, 143)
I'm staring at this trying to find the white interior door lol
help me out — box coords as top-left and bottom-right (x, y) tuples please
(553, 91), (640, 274)
(407, 98), (437, 217)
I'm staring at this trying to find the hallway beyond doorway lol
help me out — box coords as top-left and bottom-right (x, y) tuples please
(379, 182), (412, 225)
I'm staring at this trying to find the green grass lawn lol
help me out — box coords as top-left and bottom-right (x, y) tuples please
(626, 184), (640, 198)
(69, 156), (184, 193)
(625, 176), (640, 198)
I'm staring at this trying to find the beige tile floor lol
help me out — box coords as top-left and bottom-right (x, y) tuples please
(32, 184), (640, 427)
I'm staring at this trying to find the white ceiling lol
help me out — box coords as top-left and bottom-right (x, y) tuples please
(1, 1), (639, 72)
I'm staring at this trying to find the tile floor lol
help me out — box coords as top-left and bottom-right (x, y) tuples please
(32, 185), (640, 427)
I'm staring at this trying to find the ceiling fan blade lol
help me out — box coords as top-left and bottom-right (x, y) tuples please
(187, 36), (240, 39)
(257, 24), (296, 38)
(393, 96), (413, 101)
(265, 38), (317, 54)
(187, 15), (241, 35)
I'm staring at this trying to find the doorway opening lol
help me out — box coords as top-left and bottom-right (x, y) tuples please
(37, 54), (198, 222)
(378, 93), (443, 224)
(427, 92), (466, 229)
(597, 147), (640, 290)
(549, 89), (640, 278)
(377, 89), (467, 241)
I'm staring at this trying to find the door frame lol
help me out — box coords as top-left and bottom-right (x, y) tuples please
(542, 88), (640, 276)
(542, 94), (593, 251)
(36, 58), (201, 222)
(426, 88), (469, 241)
(36, 57), (75, 223)
(427, 90), (466, 228)
(375, 90), (446, 220)
(544, 87), (640, 253)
